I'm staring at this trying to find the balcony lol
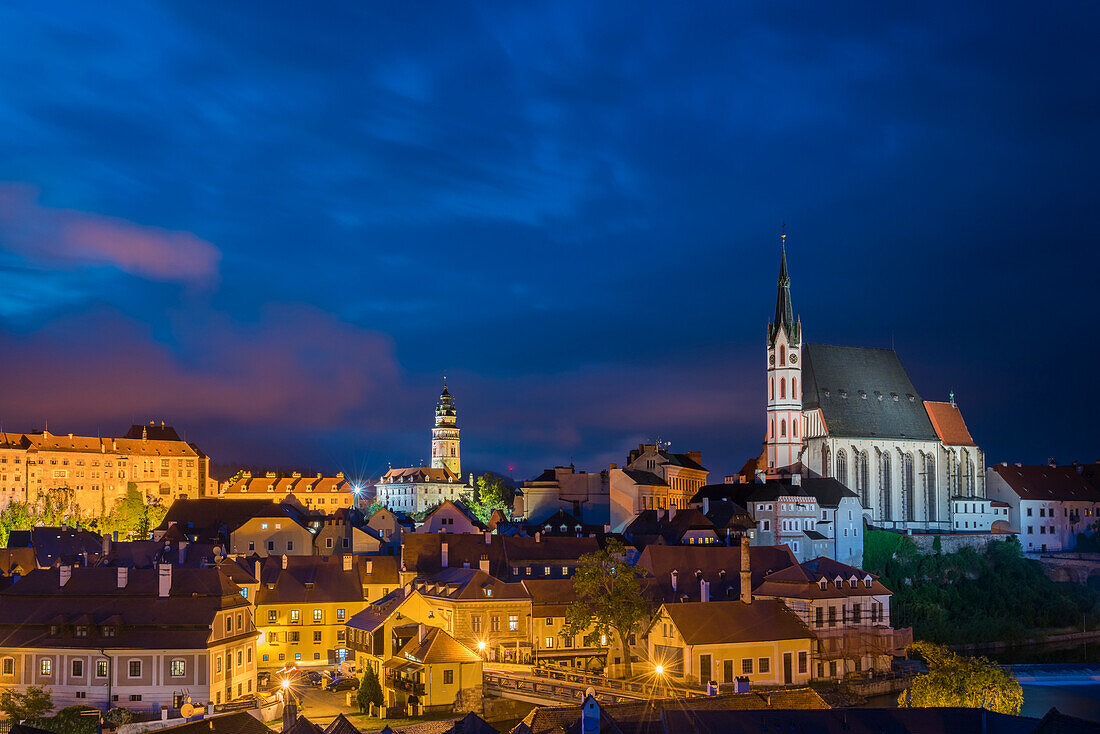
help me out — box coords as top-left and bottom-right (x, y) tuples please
(385, 674), (425, 696)
(814, 626), (913, 660)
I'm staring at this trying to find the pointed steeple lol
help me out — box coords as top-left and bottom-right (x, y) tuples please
(768, 229), (799, 346)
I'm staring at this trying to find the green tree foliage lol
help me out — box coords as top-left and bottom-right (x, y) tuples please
(460, 474), (514, 525)
(899, 642), (1023, 715)
(0, 686), (54, 721)
(563, 538), (652, 678)
(365, 501), (385, 516)
(864, 529), (1100, 643)
(357, 664), (383, 712)
(99, 486), (166, 540)
(24, 705), (99, 734)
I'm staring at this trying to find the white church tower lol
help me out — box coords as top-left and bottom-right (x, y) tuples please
(431, 378), (461, 477)
(766, 233), (803, 474)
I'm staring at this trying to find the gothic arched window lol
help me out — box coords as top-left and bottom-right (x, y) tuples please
(780, 378), (786, 399)
(780, 345), (786, 364)
(770, 378), (774, 400)
(836, 449), (848, 486)
(792, 419), (798, 438)
(780, 420), (787, 437)
(792, 377), (798, 400)
(857, 451), (870, 509)
(821, 445), (830, 477)
(923, 455), (936, 522)
(902, 453), (915, 522)
(879, 452), (892, 521)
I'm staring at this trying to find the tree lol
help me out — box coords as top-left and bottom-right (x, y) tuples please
(0, 686), (54, 721)
(357, 664), (383, 713)
(899, 642), (1023, 715)
(461, 475), (513, 525)
(563, 538), (652, 679)
(365, 501), (385, 516)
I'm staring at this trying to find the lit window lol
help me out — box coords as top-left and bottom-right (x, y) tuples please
(170, 660), (186, 677)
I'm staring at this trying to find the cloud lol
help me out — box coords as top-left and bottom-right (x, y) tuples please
(0, 183), (219, 286)
(0, 304), (401, 430)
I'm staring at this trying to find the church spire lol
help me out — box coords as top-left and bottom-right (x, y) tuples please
(768, 228), (799, 346)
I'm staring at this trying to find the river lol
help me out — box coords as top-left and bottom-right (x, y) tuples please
(864, 641), (1100, 723)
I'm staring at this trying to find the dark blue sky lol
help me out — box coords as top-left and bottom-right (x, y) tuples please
(1, 1), (1097, 482)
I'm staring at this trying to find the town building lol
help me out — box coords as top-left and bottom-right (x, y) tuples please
(0, 564), (257, 712)
(949, 496), (1012, 534)
(381, 624), (482, 715)
(415, 499), (484, 534)
(513, 465), (610, 526)
(363, 506), (415, 555)
(646, 599), (816, 687)
(0, 423), (212, 515)
(4, 526), (103, 568)
(377, 383), (471, 513)
(753, 557), (911, 680)
(635, 539), (799, 604)
(228, 504), (318, 557)
(693, 477), (864, 566)
(760, 241), (985, 532)
(400, 532), (599, 584)
(522, 579), (605, 671)
(985, 462), (1100, 553)
(312, 509), (383, 555)
(252, 554), (398, 670)
(220, 472), (359, 510)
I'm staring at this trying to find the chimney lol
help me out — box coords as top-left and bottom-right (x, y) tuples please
(669, 506), (677, 520)
(702, 497), (710, 515)
(534, 532), (541, 543)
(441, 541), (449, 568)
(484, 531), (491, 545)
(418, 623), (426, 643)
(179, 545), (187, 565)
(740, 536), (752, 605)
(342, 554), (352, 572)
(59, 564), (72, 587)
(117, 566), (129, 588)
(754, 469), (766, 483)
(158, 563), (172, 598)
(479, 554), (490, 573)
(670, 569), (678, 592)
(102, 533), (112, 556)
(791, 473), (802, 486)
(281, 554), (288, 570)
(609, 463), (617, 470)
(366, 560), (373, 574)
(700, 578), (709, 603)
(254, 560), (261, 581)
(281, 699), (297, 733)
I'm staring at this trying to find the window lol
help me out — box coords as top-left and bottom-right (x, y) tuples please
(267, 541), (275, 552)
(2, 657), (13, 676)
(780, 420), (786, 437)
(170, 660), (186, 677)
(544, 566), (551, 576)
(544, 637), (555, 648)
(72, 660), (83, 677)
(758, 657), (770, 674)
(248, 541), (255, 551)
(128, 660), (142, 678)
(96, 660), (108, 678)
(129, 695), (142, 702)
(40, 659), (52, 676)
(798, 651), (808, 674)
(509, 615), (519, 632)
(780, 378), (786, 399)
(247, 648), (252, 663)
(290, 631), (300, 642)
(226, 617), (233, 633)
(1027, 507), (1033, 516)
(290, 610), (300, 622)
(294, 653), (301, 661)
(314, 631), (322, 642)
(268, 610), (278, 622)
(216, 657), (222, 673)
(472, 616), (482, 634)
(741, 658), (753, 674)
(237, 651), (243, 666)
(490, 616), (500, 632)
(313, 609), (323, 622)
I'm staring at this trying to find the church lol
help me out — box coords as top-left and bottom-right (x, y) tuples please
(761, 236), (984, 532)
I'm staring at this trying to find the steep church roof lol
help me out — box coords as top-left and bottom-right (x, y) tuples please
(767, 239), (800, 346)
(801, 344), (939, 441)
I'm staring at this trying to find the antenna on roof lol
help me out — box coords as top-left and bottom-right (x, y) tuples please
(949, 390), (956, 408)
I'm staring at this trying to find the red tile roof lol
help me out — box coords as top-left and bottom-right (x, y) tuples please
(923, 401), (976, 446)
(989, 464), (1100, 502)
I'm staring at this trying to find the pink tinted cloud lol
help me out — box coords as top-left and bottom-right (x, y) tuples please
(0, 305), (402, 430)
(0, 183), (219, 286)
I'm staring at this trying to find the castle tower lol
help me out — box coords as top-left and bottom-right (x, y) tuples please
(431, 378), (461, 477)
(765, 233), (803, 474)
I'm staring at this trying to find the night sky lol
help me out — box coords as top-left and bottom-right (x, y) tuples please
(1, 2), (1097, 482)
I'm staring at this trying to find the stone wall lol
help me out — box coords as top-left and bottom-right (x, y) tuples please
(908, 532), (1014, 554)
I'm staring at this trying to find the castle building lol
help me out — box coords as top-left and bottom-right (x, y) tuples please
(762, 240), (984, 532)
(0, 423), (212, 516)
(376, 382), (471, 513)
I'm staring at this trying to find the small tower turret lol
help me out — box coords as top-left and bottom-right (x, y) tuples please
(431, 378), (461, 477)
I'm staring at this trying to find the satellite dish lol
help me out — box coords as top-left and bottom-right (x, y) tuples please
(180, 704), (195, 718)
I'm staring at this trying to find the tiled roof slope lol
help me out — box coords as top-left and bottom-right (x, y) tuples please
(802, 344), (939, 441)
(924, 400), (977, 446)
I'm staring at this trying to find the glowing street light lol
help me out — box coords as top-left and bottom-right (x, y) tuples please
(654, 664), (664, 675)
(281, 679), (290, 691)
(477, 641), (486, 651)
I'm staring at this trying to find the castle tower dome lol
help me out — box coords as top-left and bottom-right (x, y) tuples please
(765, 231), (803, 474)
(431, 377), (461, 477)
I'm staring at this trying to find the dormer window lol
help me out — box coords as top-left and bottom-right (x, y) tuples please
(864, 578), (872, 588)
(818, 580), (828, 590)
(835, 579), (843, 589)
(849, 579), (857, 588)
(858, 390), (866, 399)
(484, 588), (492, 597)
